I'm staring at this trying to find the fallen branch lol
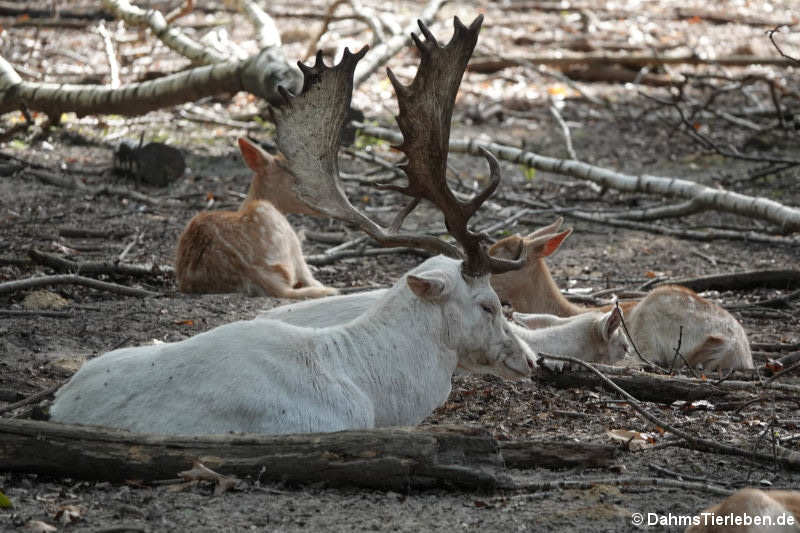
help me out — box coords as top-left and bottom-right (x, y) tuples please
(305, 246), (429, 266)
(101, 0), (226, 64)
(535, 365), (742, 403)
(507, 476), (732, 497)
(467, 53), (797, 75)
(0, 385), (60, 416)
(539, 355), (800, 471)
(356, 125), (800, 233)
(28, 249), (173, 278)
(654, 269), (800, 292)
(0, 274), (159, 298)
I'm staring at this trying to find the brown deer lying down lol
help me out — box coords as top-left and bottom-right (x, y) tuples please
(175, 138), (338, 298)
(685, 489), (800, 533)
(489, 218), (753, 370)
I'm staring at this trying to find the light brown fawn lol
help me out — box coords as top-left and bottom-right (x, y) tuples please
(174, 137), (338, 298)
(489, 218), (753, 370)
(685, 489), (800, 533)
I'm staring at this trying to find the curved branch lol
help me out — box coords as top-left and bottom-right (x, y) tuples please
(357, 125), (800, 233)
(0, 48), (301, 117)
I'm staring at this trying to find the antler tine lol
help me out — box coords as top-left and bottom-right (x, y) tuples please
(271, 47), (463, 259)
(387, 15), (524, 277)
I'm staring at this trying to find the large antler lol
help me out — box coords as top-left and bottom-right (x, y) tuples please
(271, 16), (525, 277)
(385, 15), (524, 277)
(271, 47), (462, 259)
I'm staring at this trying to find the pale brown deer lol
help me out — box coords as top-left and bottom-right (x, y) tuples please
(685, 489), (800, 533)
(174, 137), (338, 298)
(53, 16), (536, 435)
(489, 218), (753, 370)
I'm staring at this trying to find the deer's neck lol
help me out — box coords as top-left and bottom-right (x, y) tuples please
(510, 321), (591, 357)
(331, 289), (456, 427)
(515, 260), (584, 317)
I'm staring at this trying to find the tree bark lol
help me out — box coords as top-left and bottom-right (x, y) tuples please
(0, 419), (622, 490)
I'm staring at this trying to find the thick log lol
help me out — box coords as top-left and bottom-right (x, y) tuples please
(655, 270), (800, 292)
(0, 419), (508, 491)
(0, 419), (624, 490)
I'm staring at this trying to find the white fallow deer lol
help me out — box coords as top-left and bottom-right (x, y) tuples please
(685, 489), (800, 533)
(174, 137), (338, 298)
(261, 293), (627, 365)
(50, 16), (535, 436)
(489, 218), (754, 370)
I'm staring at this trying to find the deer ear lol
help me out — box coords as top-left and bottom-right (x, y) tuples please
(407, 271), (451, 300)
(513, 312), (561, 329)
(238, 137), (274, 172)
(525, 217), (563, 239)
(488, 235), (524, 261)
(599, 308), (622, 341)
(523, 228), (572, 259)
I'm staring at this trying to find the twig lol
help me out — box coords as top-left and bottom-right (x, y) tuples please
(0, 309), (72, 318)
(726, 289), (800, 310)
(324, 235), (368, 255)
(304, 0), (348, 60)
(767, 26), (800, 66)
(0, 274), (159, 298)
(537, 354), (800, 470)
(548, 102), (578, 160)
(28, 249), (173, 278)
(0, 384), (60, 416)
(505, 476), (732, 496)
(96, 21), (120, 88)
(353, 0), (446, 87)
(306, 246), (428, 266)
(117, 231), (143, 263)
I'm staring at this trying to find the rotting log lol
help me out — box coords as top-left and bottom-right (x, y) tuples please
(0, 419), (621, 491)
(0, 419), (505, 491)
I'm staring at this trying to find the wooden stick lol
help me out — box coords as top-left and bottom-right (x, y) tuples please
(0, 274), (159, 298)
(0, 384), (60, 415)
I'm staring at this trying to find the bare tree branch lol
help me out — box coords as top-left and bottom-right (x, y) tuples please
(357, 125), (800, 233)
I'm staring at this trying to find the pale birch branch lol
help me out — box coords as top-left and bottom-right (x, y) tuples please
(101, 0), (227, 65)
(353, 0), (446, 87)
(0, 48), (301, 117)
(357, 125), (800, 233)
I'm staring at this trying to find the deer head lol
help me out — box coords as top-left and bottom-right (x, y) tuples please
(269, 15), (526, 280)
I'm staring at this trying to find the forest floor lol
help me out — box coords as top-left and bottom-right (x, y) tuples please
(1, 0), (800, 531)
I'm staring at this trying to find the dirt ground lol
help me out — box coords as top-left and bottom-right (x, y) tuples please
(1, 0), (800, 531)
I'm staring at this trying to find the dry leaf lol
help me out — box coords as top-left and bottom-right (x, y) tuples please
(765, 359), (784, 373)
(56, 504), (83, 524)
(606, 429), (654, 451)
(175, 319), (195, 326)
